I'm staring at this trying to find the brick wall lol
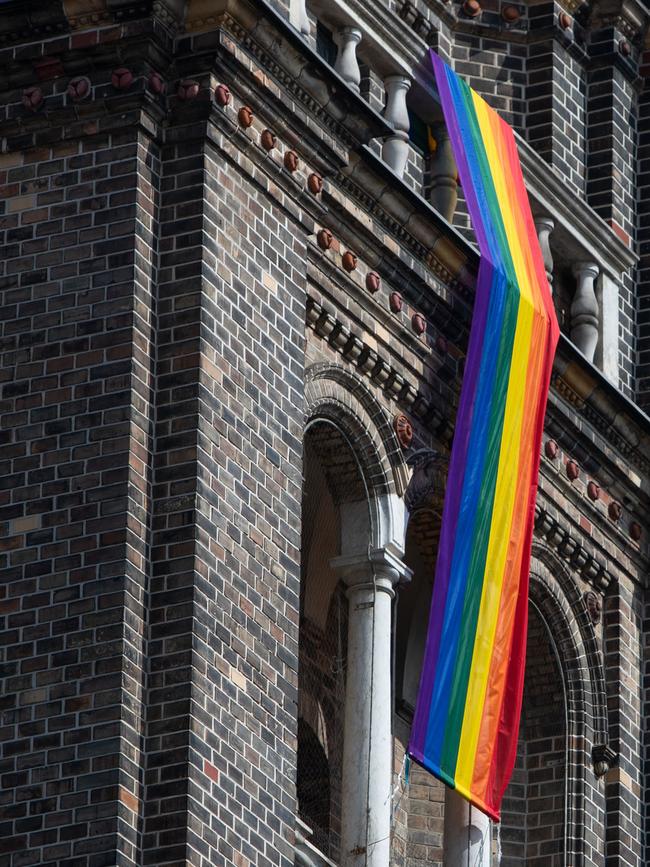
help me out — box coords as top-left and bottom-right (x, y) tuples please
(527, 10), (588, 194)
(0, 124), (155, 864)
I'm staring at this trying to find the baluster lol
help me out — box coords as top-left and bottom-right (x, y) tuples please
(429, 122), (458, 222)
(381, 75), (411, 179)
(334, 27), (362, 92)
(534, 216), (555, 292)
(571, 261), (599, 361)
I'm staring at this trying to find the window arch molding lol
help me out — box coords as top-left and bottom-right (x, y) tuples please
(304, 362), (410, 550)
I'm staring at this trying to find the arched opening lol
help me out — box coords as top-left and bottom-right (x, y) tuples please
(392, 453), (447, 865)
(500, 603), (567, 865)
(297, 420), (370, 860)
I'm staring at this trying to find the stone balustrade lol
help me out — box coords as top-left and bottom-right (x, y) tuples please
(301, 0), (631, 383)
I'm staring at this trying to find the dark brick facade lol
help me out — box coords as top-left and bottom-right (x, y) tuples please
(1, 0), (650, 866)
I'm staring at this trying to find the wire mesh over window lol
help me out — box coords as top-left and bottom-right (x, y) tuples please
(297, 422), (362, 861)
(297, 600), (346, 859)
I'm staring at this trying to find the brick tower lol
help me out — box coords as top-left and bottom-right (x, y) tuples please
(1, 1), (649, 866)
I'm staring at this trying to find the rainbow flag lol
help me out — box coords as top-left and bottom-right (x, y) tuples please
(408, 52), (559, 821)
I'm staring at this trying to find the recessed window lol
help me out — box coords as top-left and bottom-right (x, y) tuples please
(408, 108), (430, 154)
(316, 21), (337, 66)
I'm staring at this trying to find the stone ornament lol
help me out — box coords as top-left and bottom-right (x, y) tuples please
(558, 11), (572, 28)
(307, 173), (323, 194)
(534, 217), (555, 292)
(317, 228), (333, 250)
(389, 292), (403, 313)
(429, 123), (458, 222)
(365, 272), (381, 293)
(111, 68), (133, 90)
(284, 150), (298, 172)
(462, 0), (482, 16)
(67, 76), (91, 101)
(544, 439), (558, 459)
(502, 5), (520, 22)
(592, 744), (617, 777)
(148, 71), (166, 95)
(394, 414), (413, 449)
(619, 39), (631, 56)
(566, 460), (580, 481)
(148, 71), (165, 94)
(630, 521), (642, 541)
(260, 129), (276, 151)
(571, 262), (599, 362)
(411, 313), (426, 335)
(214, 83), (231, 106)
(22, 86), (44, 111)
(342, 251), (357, 272)
(587, 481), (600, 501)
(333, 26), (362, 92)
(608, 501), (622, 522)
(178, 80), (200, 100)
(382, 75), (411, 179)
(238, 106), (254, 128)
(584, 590), (602, 624)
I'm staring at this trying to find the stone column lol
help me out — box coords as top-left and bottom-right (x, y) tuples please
(331, 547), (410, 867)
(429, 122), (458, 222)
(381, 75), (411, 179)
(534, 216), (555, 292)
(444, 788), (491, 866)
(334, 26), (362, 93)
(571, 261), (599, 362)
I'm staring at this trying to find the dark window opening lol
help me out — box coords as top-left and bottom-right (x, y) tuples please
(316, 21), (337, 66)
(408, 108), (430, 154)
(297, 718), (331, 853)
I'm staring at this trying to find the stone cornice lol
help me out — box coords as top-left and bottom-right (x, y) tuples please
(306, 294), (452, 438)
(533, 503), (614, 591)
(306, 290), (649, 577)
(552, 336), (650, 478)
(208, 0), (394, 145)
(518, 135), (638, 278)
(306, 280), (650, 510)
(587, 0), (650, 41)
(334, 148), (476, 293)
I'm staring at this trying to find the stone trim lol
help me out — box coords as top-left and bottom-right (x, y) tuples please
(306, 297), (450, 441)
(305, 362), (410, 497)
(534, 503), (613, 591)
(216, 0), (393, 147)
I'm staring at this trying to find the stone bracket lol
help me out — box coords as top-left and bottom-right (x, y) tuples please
(534, 504), (613, 590)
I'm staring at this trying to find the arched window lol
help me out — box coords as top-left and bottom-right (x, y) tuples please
(296, 422), (366, 860)
(501, 603), (567, 864)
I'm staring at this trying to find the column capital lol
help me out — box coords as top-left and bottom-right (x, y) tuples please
(534, 215), (555, 232)
(572, 260), (600, 280)
(330, 546), (411, 593)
